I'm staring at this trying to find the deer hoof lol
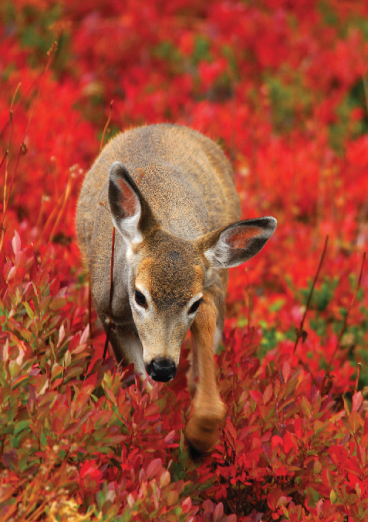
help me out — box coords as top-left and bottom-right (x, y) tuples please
(186, 402), (226, 454)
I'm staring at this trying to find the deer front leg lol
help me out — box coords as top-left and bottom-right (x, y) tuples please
(186, 295), (226, 453)
(186, 335), (198, 396)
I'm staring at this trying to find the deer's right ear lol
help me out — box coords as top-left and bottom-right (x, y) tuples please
(108, 161), (145, 244)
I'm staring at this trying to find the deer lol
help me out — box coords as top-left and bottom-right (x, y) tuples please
(76, 123), (276, 453)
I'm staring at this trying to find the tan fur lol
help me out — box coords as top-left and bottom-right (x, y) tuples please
(77, 124), (240, 259)
(76, 123), (275, 453)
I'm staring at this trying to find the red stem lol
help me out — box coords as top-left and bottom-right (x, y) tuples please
(100, 100), (114, 152)
(327, 252), (365, 370)
(293, 236), (328, 354)
(103, 226), (116, 361)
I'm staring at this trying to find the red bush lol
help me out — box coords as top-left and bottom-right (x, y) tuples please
(1, 0), (368, 520)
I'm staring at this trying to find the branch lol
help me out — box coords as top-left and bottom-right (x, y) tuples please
(322, 251), (365, 394)
(328, 252), (365, 369)
(0, 82), (21, 252)
(103, 226), (116, 361)
(293, 235), (328, 354)
(7, 43), (58, 207)
(100, 100), (114, 152)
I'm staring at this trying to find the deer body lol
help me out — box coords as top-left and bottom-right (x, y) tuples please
(76, 123), (276, 452)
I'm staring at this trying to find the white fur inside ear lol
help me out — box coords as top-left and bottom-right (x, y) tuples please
(204, 236), (231, 268)
(125, 244), (133, 260)
(111, 208), (143, 246)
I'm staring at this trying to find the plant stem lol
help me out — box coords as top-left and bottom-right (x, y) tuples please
(103, 226), (116, 361)
(293, 235), (329, 354)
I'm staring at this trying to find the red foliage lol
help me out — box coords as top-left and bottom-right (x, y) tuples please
(1, 0), (368, 520)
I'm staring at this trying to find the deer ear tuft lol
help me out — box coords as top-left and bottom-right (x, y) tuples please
(202, 216), (277, 268)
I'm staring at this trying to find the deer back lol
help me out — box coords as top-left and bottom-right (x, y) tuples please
(77, 123), (241, 254)
(76, 124), (240, 314)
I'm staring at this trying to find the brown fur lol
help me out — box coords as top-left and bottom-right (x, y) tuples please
(76, 123), (275, 453)
(137, 231), (204, 311)
(77, 124), (240, 258)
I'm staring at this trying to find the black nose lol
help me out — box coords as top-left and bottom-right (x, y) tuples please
(145, 357), (177, 382)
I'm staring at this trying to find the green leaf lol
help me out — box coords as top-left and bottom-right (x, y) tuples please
(11, 374), (30, 390)
(11, 435), (20, 448)
(301, 396), (311, 416)
(14, 420), (30, 436)
(269, 298), (286, 312)
(348, 411), (364, 433)
(64, 350), (71, 367)
(306, 486), (320, 507)
(50, 298), (67, 311)
(23, 301), (34, 319)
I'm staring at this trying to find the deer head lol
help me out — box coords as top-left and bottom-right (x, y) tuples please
(108, 161), (276, 382)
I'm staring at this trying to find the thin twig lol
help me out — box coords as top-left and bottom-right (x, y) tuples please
(1, 480), (28, 522)
(0, 150), (8, 172)
(88, 276), (93, 341)
(327, 252), (365, 371)
(242, 269), (252, 328)
(100, 100), (114, 152)
(363, 76), (368, 112)
(293, 235), (329, 354)
(355, 363), (361, 395)
(7, 43), (57, 207)
(35, 195), (48, 231)
(103, 226), (116, 361)
(0, 83), (21, 252)
(99, 100), (116, 361)
(83, 277), (94, 381)
(36, 193), (62, 247)
(322, 252), (365, 395)
(48, 169), (74, 243)
(357, 77), (368, 247)
(36, 164), (76, 248)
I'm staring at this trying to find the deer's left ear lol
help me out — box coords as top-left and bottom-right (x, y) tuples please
(198, 217), (277, 268)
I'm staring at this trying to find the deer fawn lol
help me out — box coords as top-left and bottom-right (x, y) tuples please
(76, 124), (276, 453)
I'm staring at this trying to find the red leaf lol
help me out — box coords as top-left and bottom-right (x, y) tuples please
(250, 390), (262, 403)
(12, 231), (21, 255)
(146, 458), (162, 479)
(282, 361), (291, 383)
(272, 435), (283, 449)
(263, 383), (273, 404)
(352, 391), (363, 412)
(213, 502), (224, 522)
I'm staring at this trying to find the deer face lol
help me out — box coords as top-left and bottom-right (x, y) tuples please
(127, 234), (204, 381)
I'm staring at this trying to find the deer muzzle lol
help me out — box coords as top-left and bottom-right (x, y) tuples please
(145, 357), (177, 382)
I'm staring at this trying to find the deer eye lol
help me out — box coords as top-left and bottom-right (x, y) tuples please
(134, 289), (147, 308)
(189, 298), (203, 315)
